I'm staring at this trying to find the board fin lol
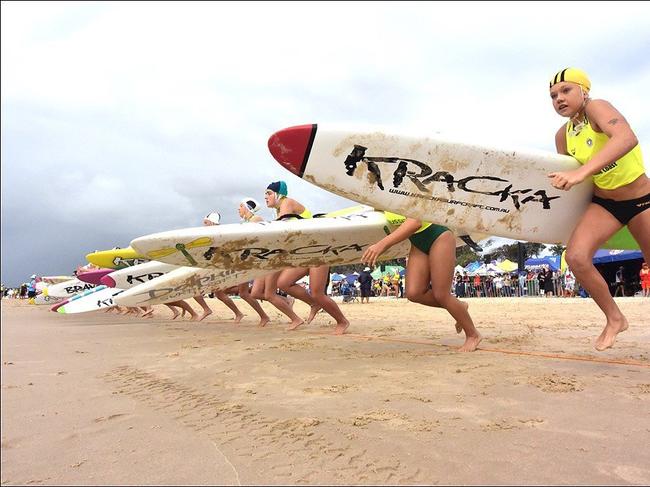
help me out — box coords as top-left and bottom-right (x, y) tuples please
(460, 235), (482, 252)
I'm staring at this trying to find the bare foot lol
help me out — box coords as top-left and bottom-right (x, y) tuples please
(595, 317), (629, 351)
(257, 316), (270, 327)
(198, 309), (213, 322)
(141, 308), (154, 318)
(286, 318), (306, 331)
(458, 333), (482, 352)
(333, 321), (350, 335)
(455, 301), (469, 334)
(189, 312), (200, 321)
(170, 310), (180, 320)
(306, 305), (321, 324)
(233, 313), (244, 324)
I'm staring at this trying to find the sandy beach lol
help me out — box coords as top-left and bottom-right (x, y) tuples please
(1, 296), (649, 485)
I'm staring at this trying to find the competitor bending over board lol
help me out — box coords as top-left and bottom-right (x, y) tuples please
(548, 68), (649, 351)
(235, 198), (273, 327)
(263, 181), (350, 335)
(361, 213), (482, 352)
(200, 211), (246, 323)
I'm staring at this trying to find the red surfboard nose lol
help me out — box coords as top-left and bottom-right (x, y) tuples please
(51, 299), (68, 312)
(100, 275), (116, 288)
(267, 124), (317, 177)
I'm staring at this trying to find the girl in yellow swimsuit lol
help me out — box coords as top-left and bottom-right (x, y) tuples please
(548, 67), (650, 351)
(256, 181), (350, 335)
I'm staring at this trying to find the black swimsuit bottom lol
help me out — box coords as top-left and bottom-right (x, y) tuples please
(592, 192), (650, 225)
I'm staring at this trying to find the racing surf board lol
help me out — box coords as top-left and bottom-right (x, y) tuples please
(267, 124), (640, 249)
(100, 261), (180, 289)
(45, 278), (98, 298)
(55, 286), (125, 314)
(113, 267), (268, 307)
(129, 205), (484, 271)
(77, 268), (114, 285)
(85, 247), (149, 269)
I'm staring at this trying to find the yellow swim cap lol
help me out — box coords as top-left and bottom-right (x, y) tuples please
(549, 67), (591, 92)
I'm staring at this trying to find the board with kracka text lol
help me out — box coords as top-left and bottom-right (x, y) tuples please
(267, 124), (639, 249)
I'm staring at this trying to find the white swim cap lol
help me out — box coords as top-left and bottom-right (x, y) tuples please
(240, 198), (260, 213)
(204, 212), (221, 225)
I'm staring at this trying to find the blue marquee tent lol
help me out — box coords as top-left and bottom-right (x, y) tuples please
(592, 249), (643, 264)
(525, 255), (561, 271)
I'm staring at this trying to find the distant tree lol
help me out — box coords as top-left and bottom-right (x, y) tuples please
(456, 244), (482, 267)
(548, 244), (566, 256)
(490, 242), (546, 262)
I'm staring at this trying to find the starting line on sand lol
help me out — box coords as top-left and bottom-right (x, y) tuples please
(303, 331), (649, 368)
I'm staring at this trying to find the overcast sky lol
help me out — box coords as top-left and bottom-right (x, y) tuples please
(2, 1), (649, 286)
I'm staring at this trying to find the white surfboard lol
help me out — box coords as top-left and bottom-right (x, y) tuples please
(102, 261), (180, 289)
(56, 286), (125, 314)
(30, 294), (64, 305)
(113, 266), (269, 307)
(129, 205), (483, 271)
(40, 275), (75, 285)
(50, 286), (104, 312)
(267, 124), (640, 248)
(45, 278), (98, 298)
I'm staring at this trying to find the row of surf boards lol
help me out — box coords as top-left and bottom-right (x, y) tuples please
(50, 205), (484, 312)
(49, 125), (640, 313)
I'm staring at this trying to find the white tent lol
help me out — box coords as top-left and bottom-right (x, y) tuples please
(469, 263), (504, 276)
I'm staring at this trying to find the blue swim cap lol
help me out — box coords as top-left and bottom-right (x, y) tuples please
(266, 181), (288, 197)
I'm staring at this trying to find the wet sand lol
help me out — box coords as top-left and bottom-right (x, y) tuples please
(2, 296), (649, 485)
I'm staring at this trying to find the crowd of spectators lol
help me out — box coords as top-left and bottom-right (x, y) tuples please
(452, 268), (580, 298)
(329, 263), (648, 301)
(1, 283), (31, 299)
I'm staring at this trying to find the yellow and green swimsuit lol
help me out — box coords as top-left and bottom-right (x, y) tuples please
(384, 211), (449, 254)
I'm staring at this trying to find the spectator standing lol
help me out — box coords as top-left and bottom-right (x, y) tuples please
(358, 267), (373, 304)
(639, 262), (650, 297)
(614, 266), (626, 297)
(564, 268), (576, 297)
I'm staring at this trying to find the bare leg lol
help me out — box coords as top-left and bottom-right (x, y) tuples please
(173, 300), (199, 321)
(214, 290), (244, 323)
(277, 267), (320, 328)
(194, 294), (212, 321)
(140, 306), (154, 318)
(262, 271), (304, 328)
(165, 303), (180, 319)
(308, 265), (350, 335)
(406, 233), (482, 352)
(193, 295), (214, 322)
(565, 204), (636, 351)
(455, 302), (469, 334)
(238, 282), (269, 326)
